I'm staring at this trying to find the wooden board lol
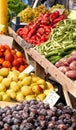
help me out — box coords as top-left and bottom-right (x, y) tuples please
(0, 34), (13, 48)
(0, 101), (18, 108)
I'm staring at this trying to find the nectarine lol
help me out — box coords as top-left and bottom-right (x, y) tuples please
(17, 58), (25, 65)
(2, 61), (11, 68)
(12, 60), (20, 67)
(0, 51), (3, 57)
(3, 44), (10, 50)
(11, 49), (16, 55)
(4, 49), (11, 56)
(5, 53), (14, 62)
(0, 58), (4, 65)
(18, 65), (26, 72)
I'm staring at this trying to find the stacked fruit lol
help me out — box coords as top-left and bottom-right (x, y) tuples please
(0, 68), (54, 102)
(0, 100), (76, 130)
(0, 44), (28, 72)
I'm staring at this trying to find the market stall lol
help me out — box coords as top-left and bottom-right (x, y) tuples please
(0, 0), (76, 129)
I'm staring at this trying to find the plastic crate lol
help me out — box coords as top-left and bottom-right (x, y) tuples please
(10, 13), (27, 32)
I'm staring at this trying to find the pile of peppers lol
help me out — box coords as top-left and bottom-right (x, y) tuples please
(16, 11), (66, 46)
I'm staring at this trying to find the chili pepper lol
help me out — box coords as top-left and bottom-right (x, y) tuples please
(50, 11), (60, 22)
(53, 14), (65, 24)
(51, 23), (57, 28)
(38, 27), (45, 35)
(44, 26), (51, 32)
(27, 29), (36, 39)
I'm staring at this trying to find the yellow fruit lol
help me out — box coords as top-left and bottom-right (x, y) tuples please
(0, 92), (5, 96)
(21, 86), (33, 96)
(0, 68), (9, 77)
(8, 72), (18, 82)
(18, 73), (29, 80)
(36, 93), (46, 100)
(37, 79), (46, 86)
(0, 83), (6, 92)
(39, 84), (47, 90)
(10, 81), (19, 92)
(22, 76), (32, 86)
(17, 81), (22, 88)
(32, 85), (43, 94)
(44, 89), (53, 96)
(25, 95), (35, 100)
(0, 76), (3, 82)
(30, 83), (37, 87)
(31, 75), (40, 83)
(16, 92), (24, 101)
(2, 78), (11, 88)
(2, 94), (11, 101)
(46, 82), (54, 90)
(12, 70), (20, 77)
(6, 89), (16, 99)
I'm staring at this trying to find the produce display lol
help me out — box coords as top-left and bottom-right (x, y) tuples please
(55, 51), (76, 79)
(8, 0), (27, 24)
(17, 5), (48, 23)
(0, 68), (55, 102)
(36, 19), (76, 64)
(17, 11), (65, 46)
(49, 4), (69, 16)
(0, 100), (76, 130)
(0, 44), (28, 72)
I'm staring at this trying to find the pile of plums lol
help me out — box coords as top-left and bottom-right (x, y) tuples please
(0, 100), (76, 130)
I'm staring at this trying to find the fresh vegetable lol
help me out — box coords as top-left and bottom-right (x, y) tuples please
(17, 11), (65, 46)
(65, 70), (76, 79)
(8, 0), (27, 24)
(55, 51), (76, 79)
(69, 61), (76, 70)
(36, 19), (76, 64)
(49, 4), (69, 16)
(17, 4), (48, 23)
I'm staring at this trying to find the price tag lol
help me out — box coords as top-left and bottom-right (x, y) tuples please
(21, 40), (27, 49)
(22, 65), (34, 74)
(21, 40), (33, 49)
(44, 90), (60, 108)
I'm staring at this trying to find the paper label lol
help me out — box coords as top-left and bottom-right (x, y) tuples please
(44, 90), (60, 108)
(22, 65), (34, 74)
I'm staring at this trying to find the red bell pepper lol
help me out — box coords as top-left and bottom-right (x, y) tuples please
(50, 11), (60, 22)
